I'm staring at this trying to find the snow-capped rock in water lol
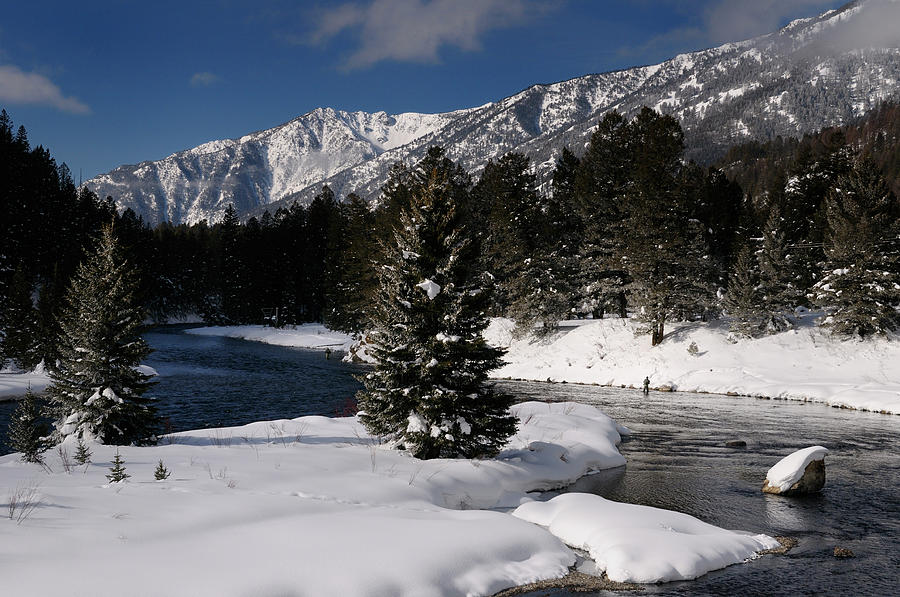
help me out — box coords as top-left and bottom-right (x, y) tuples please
(513, 493), (780, 583)
(763, 445), (828, 495)
(88, 0), (900, 225)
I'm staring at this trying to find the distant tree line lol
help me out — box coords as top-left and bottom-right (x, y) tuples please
(2, 102), (899, 376)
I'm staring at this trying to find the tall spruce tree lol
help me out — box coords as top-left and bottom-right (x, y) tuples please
(47, 223), (158, 445)
(758, 201), (805, 332)
(811, 160), (900, 336)
(8, 387), (49, 462)
(1, 265), (42, 370)
(357, 151), (516, 460)
(574, 112), (632, 318)
(618, 108), (715, 345)
(325, 194), (378, 334)
(723, 243), (766, 337)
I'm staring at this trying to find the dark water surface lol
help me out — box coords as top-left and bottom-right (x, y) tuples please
(2, 329), (898, 595)
(0, 325), (366, 452)
(501, 381), (900, 596)
(142, 325), (367, 432)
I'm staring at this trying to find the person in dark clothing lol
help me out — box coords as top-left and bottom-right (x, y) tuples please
(643, 376), (650, 394)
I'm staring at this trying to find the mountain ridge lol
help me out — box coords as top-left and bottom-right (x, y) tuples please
(88, 0), (900, 224)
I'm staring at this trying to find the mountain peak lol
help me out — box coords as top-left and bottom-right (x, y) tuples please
(88, 2), (900, 225)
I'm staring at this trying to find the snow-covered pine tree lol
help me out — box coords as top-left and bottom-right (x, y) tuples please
(574, 112), (632, 319)
(47, 223), (158, 445)
(618, 109), (716, 345)
(106, 450), (129, 483)
(506, 254), (572, 336)
(7, 387), (49, 463)
(477, 152), (546, 316)
(154, 459), (171, 480)
(325, 193), (378, 334)
(218, 203), (247, 324)
(73, 437), (92, 465)
(811, 160), (900, 337)
(758, 202), (805, 332)
(723, 243), (766, 337)
(357, 152), (516, 460)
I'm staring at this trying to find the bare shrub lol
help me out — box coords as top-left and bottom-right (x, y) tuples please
(57, 445), (73, 474)
(7, 482), (41, 524)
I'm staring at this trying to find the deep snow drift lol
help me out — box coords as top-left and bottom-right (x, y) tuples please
(513, 493), (779, 583)
(483, 316), (900, 415)
(0, 402), (781, 595)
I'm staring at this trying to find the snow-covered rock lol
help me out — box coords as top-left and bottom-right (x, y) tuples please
(763, 446), (828, 495)
(513, 493), (780, 583)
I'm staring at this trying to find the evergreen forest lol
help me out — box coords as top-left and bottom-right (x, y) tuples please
(2, 101), (899, 373)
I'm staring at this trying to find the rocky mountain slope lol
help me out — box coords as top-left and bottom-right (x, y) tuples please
(88, 0), (900, 225)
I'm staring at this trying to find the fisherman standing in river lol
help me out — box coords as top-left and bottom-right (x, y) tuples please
(643, 376), (650, 395)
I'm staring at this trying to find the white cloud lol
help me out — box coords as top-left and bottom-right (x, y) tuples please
(0, 64), (90, 114)
(308, 0), (553, 69)
(190, 72), (220, 87)
(620, 0), (892, 61)
(702, 0), (838, 44)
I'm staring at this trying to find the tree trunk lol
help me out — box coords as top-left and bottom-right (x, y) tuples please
(651, 319), (665, 346)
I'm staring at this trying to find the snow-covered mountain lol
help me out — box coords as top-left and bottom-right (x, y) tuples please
(88, 0), (900, 225)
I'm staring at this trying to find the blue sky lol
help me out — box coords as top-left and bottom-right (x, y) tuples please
(1, 0), (846, 180)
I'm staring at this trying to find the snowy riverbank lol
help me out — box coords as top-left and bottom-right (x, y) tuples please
(1, 402), (785, 595)
(185, 323), (355, 350)
(7, 317), (898, 414)
(1, 323), (349, 401)
(483, 316), (900, 415)
(0, 364), (157, 401)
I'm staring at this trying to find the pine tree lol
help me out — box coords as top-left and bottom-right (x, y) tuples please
(7, 387), (49, 463)
(574, 112), (633, 319)
(758, 202), (805, 332)
(506, 254), (572, 335)
(358, 151), (516, 460)
(475, 153), (544, 315)
(723, 243), (766, 337)
(811, 160), (900, 336)
(47, 223), (159, 445)
(73, 437), (92, 465)
(154, 460), (171, 480)
(217, 204), (248, 324)
(617, 108), (716, 345)
(1, 266), (42, 371)
(325, 194), (378, 334)
(106, 450), (130, 483)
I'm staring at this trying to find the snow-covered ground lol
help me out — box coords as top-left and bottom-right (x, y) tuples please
(10, 316), (897, 415)
(483, 316), (900, 415)
(1, 402), (785, 595)
(0, 362), (51, 400)
(185, 323), (354, 350)
(0, 364), (156, 401)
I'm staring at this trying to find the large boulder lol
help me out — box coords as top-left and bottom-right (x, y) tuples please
(762, 446), (827, 496)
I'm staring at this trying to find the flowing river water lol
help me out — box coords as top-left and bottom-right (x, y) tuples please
(1, 326), (897, 594)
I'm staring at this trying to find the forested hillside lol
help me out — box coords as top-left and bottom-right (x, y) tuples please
(2, 101), (899, 371)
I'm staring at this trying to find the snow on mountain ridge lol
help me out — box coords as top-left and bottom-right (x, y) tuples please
(87, 0), (900, 225)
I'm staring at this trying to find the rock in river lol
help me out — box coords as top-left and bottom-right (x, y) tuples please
(762, 446), (828, 496)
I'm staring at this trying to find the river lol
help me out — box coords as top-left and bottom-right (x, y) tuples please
(1, 327), (897, 594)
